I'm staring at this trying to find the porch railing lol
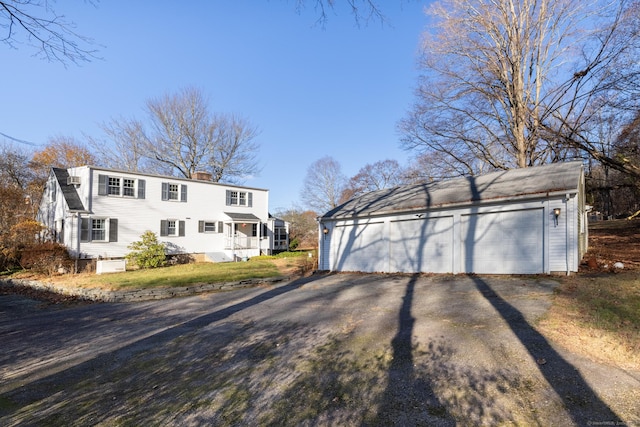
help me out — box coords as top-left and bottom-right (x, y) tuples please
(225, 236), (258, 249)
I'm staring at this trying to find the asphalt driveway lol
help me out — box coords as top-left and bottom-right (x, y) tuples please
(1, 273), (638, 426)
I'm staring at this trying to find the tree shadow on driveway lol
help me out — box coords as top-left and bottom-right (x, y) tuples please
(470, 275), (622, 426)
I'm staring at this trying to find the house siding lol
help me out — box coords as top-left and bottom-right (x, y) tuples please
(39, 166), (277, 260)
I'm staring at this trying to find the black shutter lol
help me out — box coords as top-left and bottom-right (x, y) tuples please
(109, 219), (118, 242)
(80, 218), (90, 242)
(181, 185), (187, 202)
(98, 174), (107, 195)
(198, 220), (204, 233)
(179, 221), (185, 236)
(161, 183), (169, 201)
(138, 179), (146, 199)
(248, 192), (253, 207)
(160, 220), (168, 236)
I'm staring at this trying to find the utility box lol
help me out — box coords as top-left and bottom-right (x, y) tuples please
(96, 259), (126, 275)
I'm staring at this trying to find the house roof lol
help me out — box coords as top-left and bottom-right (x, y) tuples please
(81, 165), (268, 192)
(224, 212), (261, 222)
(322, 161), (583, 220)
(52, 168), (86, 212)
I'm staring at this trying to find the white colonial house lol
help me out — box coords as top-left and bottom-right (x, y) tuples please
(37, 166), (289, 263)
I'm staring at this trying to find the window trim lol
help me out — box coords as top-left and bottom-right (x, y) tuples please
(160, 219), (186, 237)
(98, 174), (145, 199)
(80, 217), (117, 243)
(162, 182), (188, 202)
(199, 220), (217, 233)
(225, 189), (253, 207)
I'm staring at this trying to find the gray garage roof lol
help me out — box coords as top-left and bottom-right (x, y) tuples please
(323, 161), (583, 219)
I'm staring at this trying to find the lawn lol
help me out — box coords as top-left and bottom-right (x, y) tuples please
(39, 253), (314, 291)
(537, 219), (640, 371)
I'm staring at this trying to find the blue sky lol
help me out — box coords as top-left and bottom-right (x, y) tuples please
(2, 1), (430, 212)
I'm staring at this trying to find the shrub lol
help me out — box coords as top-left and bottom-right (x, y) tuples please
(126, 231), (166, 269)
(19, 242), (72, 275)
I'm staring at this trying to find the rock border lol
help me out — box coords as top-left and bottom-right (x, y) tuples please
(0, 276), (290, 303)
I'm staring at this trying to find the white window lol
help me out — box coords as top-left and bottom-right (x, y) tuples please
(98, 175), (145, 199)
(108, 177), (121, 195)
(226, 190), (253, 207)
(199, 220), (224, 233)
(123, 178), (135, 197)
(160, 219), (185, 236)
(167, 220), (177, 236)
(168, 184), (179, 200)
(161, 182), (187, 202)
(80, 218), (118, 242)
(92, 218), (106, 241)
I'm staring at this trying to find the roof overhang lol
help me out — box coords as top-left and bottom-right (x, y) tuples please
(224, 212), (261, 222)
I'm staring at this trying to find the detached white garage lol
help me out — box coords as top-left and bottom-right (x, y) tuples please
(318, 162), (587, 275)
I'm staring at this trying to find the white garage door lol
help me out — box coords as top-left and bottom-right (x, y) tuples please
(389, 216), (454, 273)
(461, 209), (544, 274)
(331, 221), (386, 272)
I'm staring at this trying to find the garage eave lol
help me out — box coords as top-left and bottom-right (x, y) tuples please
(321, 161), (583, 221)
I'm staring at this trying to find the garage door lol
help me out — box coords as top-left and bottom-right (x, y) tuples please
(461, 209), (543, 274)
(331, 221), (386, 272)
(389, 216), (454, 273)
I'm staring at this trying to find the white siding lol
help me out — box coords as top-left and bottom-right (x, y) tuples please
(320, 200), (577, 275)
(461, 208), (544, 274)
(58, 167), (270, 259)
(331, 221), (386, 272)
(389, 216), (454, 273)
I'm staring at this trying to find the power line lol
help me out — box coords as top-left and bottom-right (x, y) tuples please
(0, 131), (41, 146)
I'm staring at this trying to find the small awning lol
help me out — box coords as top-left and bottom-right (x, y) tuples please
(224, 212), (261, 222)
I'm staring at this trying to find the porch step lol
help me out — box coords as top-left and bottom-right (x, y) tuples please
(204, 252), (233, 263)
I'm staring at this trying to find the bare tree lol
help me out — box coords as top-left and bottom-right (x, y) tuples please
(96, 87), (261, 183)
(296, 0), (386, 26)
(0, 141), (35, 189)
(400, 0), (640, 178)
(0, 0), (98, 64)
(88, 119), (153, 173)
(342, 159), (407, 200)
(301, 156), (347, 213)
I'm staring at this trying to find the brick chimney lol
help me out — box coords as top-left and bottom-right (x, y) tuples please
(193, 171), (213, 181)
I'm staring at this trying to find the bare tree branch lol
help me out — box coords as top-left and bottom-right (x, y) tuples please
(401, 0), (640, 179)
(96, 87), (261, 184)
(0, 0), (99, 65)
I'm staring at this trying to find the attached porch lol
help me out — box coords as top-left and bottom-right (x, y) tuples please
(224, 212), (262, 259)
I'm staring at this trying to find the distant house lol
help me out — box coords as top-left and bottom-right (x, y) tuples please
(318, 161), (587, 275)
(37, 166), (289, 262)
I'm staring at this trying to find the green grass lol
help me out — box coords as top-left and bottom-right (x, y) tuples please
(88, 259), (282, 290)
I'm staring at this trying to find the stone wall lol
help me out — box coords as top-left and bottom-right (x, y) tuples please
(0, 276), (289, 303)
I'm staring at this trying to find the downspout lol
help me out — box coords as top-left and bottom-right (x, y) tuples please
(75, 212), (81, 274)
(565, 194), (570, 276)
